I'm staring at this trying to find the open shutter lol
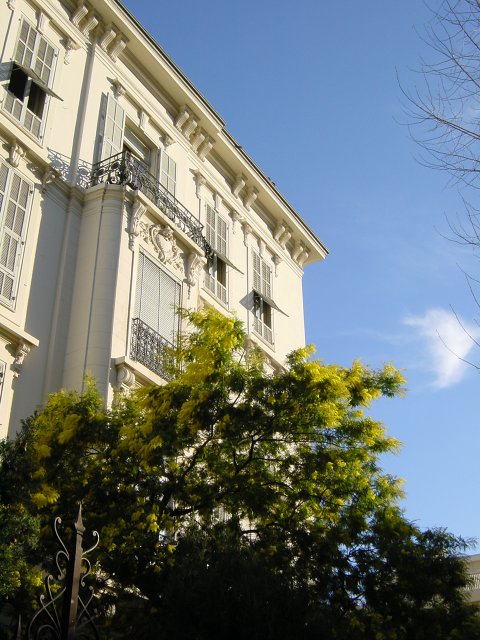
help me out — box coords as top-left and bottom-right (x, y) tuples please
(216, 215), (227, 258)
(160, 151), (176, 196)
(15, 19), (55, 87)
(252, 250), (261, 292)
(0, 163), (31, 306)
(205, 204), (216, 249)
(100, 94), (125, 161)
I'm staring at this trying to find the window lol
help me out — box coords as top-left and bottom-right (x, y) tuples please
(160, 151), (176, 196)
(0, 161), (32, 307)
(131, 252), (181, 378)
(204, 204), (228, 303)
(252, 250), (274, 344)
(3, 19), (57, 139)
(100, 94), (125, 161)
(123, 126), (151, 172)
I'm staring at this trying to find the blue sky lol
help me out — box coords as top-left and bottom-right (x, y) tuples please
(123, 1), (480, 547)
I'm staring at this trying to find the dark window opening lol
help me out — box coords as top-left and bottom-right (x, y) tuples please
(7, 65), (28, 101)
(27, 81), (46, 118)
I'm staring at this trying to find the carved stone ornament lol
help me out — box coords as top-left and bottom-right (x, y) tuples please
(117, 363), (136, 390)
(185, 252), (207, 296)
(13, 342), (31, 377)
(175, 105), (191, 131)
(8, 140), (25, 168)
(272, 254), (282, 276)
(230, 210), (243, 234)
(71, 3), (88, 28)
(162, 133), (174, 148)
(232, 174), (246, 198)
(99, 25), (117, 52)
(7, 0), (15, 10)
(244, 185), (259, 211)
(139, 222), (184, 273)
(109, 36), (128, 62)
(112, 78), (126, 100)
(198, 136), (214, 161)
(242, 222), (252, 246)
(194, 170), (206, 198)
(128, 199), (147, 250)
(41, 166), (60, 194)
(64, 38), (80, 65)
(81, 12), (99, 38)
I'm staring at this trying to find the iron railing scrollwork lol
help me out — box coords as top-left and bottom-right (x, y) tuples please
(27, 506), (99, 640)
(130, 317), (175, 381)
(90, 151), (212, 256)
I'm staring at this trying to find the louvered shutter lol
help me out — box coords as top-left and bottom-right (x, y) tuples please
(160, 151), (176, 196)
(15, 20), (55, 86)
(252, 250), (261, 292)
(0, 163), (31, 305)
(100, 94), (125, 161)
(216, 215), (227, 257)
(135, 253), (181, 343)
(205, 205), (216, 249)
(262, 260), (272, 298)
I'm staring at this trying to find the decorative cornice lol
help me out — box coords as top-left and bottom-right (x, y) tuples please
(244, 186), (259, 211)
(190, 127), (206, 152)
(232, 174), (246, 198)
(183, 115), (199, 140)
(99, 25), (117, 51)
(197, 136), (214, 161)
(175, 105), (191, 131)
(109, 36), (128, 62)
(71, 3), (88, 28)
(81, 11), (98, 38)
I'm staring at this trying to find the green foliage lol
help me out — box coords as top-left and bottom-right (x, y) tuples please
(1, 309), (478, 638)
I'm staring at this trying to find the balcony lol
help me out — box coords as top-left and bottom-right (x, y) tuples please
(90, 151), (212, 255)
(130, 317), (175, 381)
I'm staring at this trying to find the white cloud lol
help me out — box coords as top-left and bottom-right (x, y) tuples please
(403, 308), (480, 389)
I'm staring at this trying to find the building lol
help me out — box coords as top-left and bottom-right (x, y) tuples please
(465, 554), (480, 605)
(0, 0), (327, 439)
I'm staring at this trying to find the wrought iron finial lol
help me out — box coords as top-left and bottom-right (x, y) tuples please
(27, 506), (100, 640)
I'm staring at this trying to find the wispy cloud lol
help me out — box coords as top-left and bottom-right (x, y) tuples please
(403, 308), (480, 389)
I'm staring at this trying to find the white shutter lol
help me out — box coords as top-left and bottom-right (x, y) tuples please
(205, 205), (216, 249)
(252, 250), (261, 292)
(262, 260), (272, 298)
(135, 253), (181, 343)
(100, 94), (125, 161)
(160, 151), (176, 196)
(0, 163), (31, 306)
(15, 19), (55, 87)
(216, 215), (227, 258)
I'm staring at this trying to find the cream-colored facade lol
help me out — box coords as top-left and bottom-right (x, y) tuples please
(0, 0), (327, 439)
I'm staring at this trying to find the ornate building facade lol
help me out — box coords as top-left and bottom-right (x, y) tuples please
(0, 0), (327, 438)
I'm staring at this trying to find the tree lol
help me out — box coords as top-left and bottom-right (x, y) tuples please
(1, 309), (479, 639)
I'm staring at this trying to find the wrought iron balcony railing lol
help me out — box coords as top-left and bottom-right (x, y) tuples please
(130, 317), (176, 381)
(91, 151), (212, 255)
